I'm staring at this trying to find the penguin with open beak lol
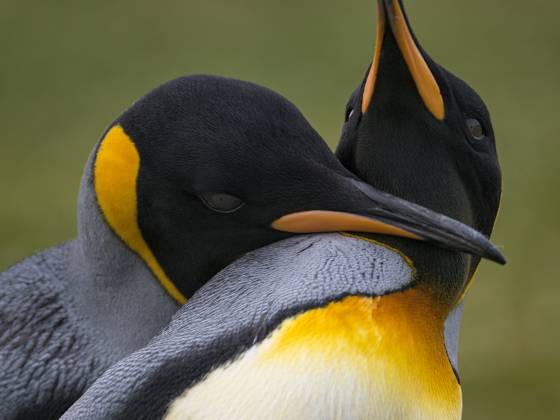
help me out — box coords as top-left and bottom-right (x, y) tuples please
(0, 74), (502, 419)
(60, 8), (505, 412)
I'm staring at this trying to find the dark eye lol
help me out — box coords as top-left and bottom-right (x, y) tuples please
(345, 108), (354, 122)
(466, 118), (485, 140)
(199, 193), (244, 213)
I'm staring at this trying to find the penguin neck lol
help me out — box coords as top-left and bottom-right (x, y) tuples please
(346, 234), (470, 380)
(375, 236), (474, 304)
(70, 147), (179, 357)
(379, 237), (471, 379)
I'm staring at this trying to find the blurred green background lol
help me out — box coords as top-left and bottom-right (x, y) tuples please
(1, 0), (558, 418)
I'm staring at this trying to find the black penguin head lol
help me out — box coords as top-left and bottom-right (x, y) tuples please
(336, 0), (503, 288)
(93, 75), (503, 303)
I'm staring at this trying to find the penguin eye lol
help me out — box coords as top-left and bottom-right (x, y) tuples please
(199, 193), (244, 213)
(466, 118), (485, 140)
(345, 108), (355, 122)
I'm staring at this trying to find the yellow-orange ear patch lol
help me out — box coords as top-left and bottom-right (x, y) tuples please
(94, 125), (187, 304)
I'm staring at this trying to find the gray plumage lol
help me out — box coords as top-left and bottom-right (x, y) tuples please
(0, 148), (179, 419)
(62, 233), (462, 419)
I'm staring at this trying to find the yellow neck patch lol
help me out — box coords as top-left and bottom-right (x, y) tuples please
(94, 125), (187, 304)
(266, 288), (461, 417)
(167, 287), (461, 419)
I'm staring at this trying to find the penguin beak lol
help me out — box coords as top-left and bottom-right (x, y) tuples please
(362, 0), (445, 120)
(272, 178), (506, 265)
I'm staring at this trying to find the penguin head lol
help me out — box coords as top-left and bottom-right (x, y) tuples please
(337, 0), (501, 237)
(93, 75), (503, 303)
(336, 0), (503, 294)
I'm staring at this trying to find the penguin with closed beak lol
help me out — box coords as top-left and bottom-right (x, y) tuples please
(0, 74), (501, 419)
(335, 0), (504, 401)
(60, 4), (505, 412)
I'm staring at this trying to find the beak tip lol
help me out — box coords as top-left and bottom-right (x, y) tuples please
(486, 248), (507, 265)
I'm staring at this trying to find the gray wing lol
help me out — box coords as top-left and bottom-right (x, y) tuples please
(0, 242), (108, 420)
(62, 233), (414, 420)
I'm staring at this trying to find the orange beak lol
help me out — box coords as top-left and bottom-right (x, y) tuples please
(273, 211), (420, 240)
(362, 0), (445, 120)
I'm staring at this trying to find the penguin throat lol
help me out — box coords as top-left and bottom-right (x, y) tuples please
(264, 286), (462, 405)
(167, 286), (462, 419)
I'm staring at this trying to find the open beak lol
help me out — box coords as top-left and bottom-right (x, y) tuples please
(362, 0), (445, 120)
(272, 178), (505, 265)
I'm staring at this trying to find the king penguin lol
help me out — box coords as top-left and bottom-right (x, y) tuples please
(60, 4), (504, 414)
(0, 74), (502, 419)
(335, 0), (504, 395)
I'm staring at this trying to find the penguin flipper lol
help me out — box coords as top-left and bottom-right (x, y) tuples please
(61, 233), (415, 420)
(0, 242), (105, 420)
